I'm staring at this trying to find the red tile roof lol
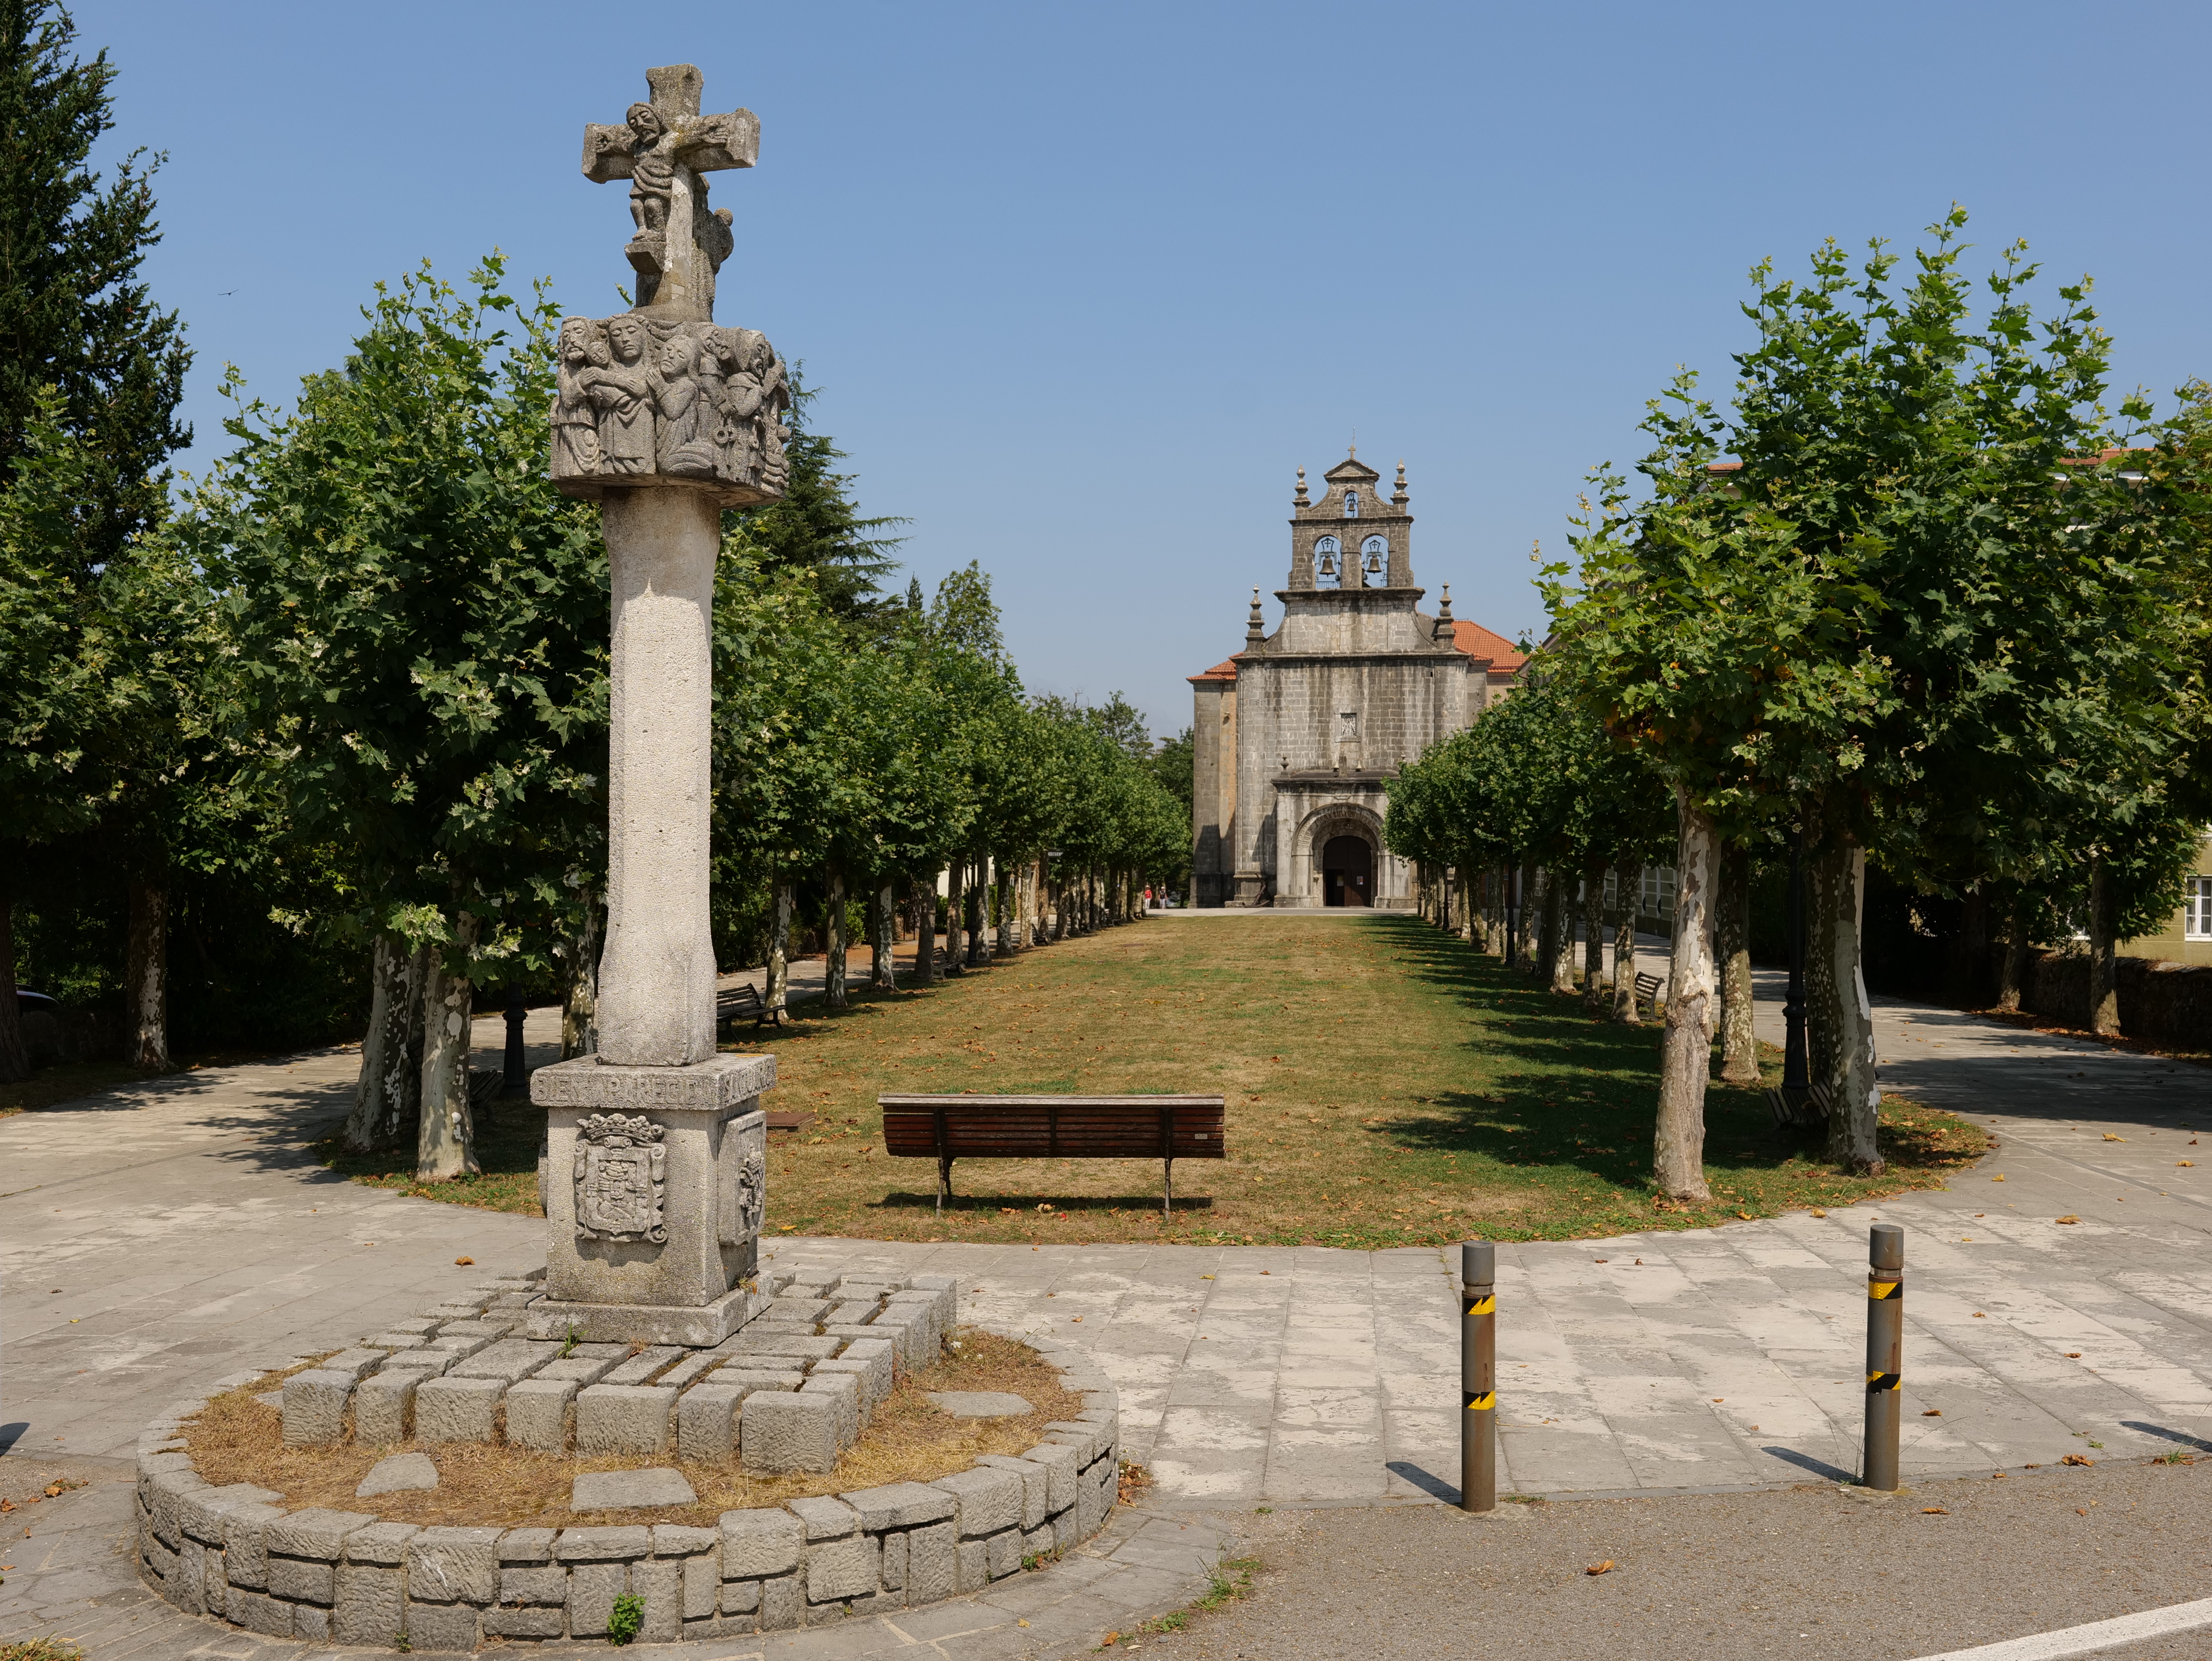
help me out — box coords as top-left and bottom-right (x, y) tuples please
(1188, 658), (1241, 684)
(1452, 619), (1527, 673)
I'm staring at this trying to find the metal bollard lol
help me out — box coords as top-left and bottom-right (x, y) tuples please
(1863, 1222), (1904, 1490)
(1461, 1240), (1496, 1513)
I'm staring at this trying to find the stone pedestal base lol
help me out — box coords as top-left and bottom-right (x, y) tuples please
(519, 1279), (767, 1347)
(531, 1052), (774, 1345)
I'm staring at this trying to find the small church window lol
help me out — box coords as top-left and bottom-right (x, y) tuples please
(1343, 490), (1358, 517)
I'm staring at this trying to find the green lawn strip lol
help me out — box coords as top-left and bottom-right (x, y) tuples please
(327, 916), (1987, 1246)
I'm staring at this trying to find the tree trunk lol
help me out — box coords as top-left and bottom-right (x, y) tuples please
(1949, 889), (1991, 1010)
(0, 875), (28, 1083)
(765, 878), (796, 1016)
(825, 870), (848, 1009)
(417, 909), (481, 1181)
(1582, 856), (1608, 1013)
(996, 866), (1014, 953)
(944, 860), (965, 973)
(1997, 897), (2028, 1013)
(2087, 855), (2119, 1036)
(871, 882), (897, 990)
(1550, 871), (1577, 993)
(346, 932), (426, 1151)
(911, 878), (937, 984)
(965, 865), (985, 965)
(560, 889), (602, 1059)
(1718, 843), (1757, 1085)
(1811, 835), (1882, 1174)
(125, 879), (171, 1071)
(1534, 870), (1559, 982)
(1611, 855), (1642, 1024)
(1655, 788), (1718, 1202)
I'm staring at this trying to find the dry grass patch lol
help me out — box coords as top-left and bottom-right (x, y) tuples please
(184, 1328), (1082, 1530)
(321, 916), (1989, 1244)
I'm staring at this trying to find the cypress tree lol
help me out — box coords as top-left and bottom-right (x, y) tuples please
(0, 0), (190, 1083)
(0, 0), (189, 576)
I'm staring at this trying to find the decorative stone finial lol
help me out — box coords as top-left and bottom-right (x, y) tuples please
(1245, 587), (1266, 646)
(1294, 465), (1309, 508)
(552, 67), (789, 508)
(1393, 460), (1409, 506)
(1434, 582), (1454, 642)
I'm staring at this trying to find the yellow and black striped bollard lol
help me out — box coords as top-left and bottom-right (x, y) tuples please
(1461, 1240), (1495, 1512)
(1863, 1222), (1904, 1490)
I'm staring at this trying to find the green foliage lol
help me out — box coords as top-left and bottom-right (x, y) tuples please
(0, 0), (190, 569)
(189, 256), (609, 979)
(606, 1593), (643, 1646)
(727, 373), (906, 621)
(1385, 670), (1671, 875)
(1541, 211), (2205, 931)
(1149, 726), (1195, 822)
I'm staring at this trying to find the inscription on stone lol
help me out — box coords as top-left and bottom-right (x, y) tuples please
(574, 1113), (669, 1243)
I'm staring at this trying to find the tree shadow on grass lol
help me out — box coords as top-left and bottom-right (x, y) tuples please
(1354, 916), (1975, 1193)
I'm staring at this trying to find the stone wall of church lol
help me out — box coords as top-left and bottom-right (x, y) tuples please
(1190, 677), (1234, 906)
(1228, 650), (1476, 903)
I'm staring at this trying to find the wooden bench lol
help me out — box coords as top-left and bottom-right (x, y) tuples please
(1764, 1082), (1834, 1131)
(1634, 971), (1664, 1012)
(719, 982), (766, 1027)
(879, 1094), (1227, 1215)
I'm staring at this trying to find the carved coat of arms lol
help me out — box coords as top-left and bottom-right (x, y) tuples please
(574, 1113), (668, 1243)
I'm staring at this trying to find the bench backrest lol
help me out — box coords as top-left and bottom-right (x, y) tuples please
(878, 1095), (1227, 1161)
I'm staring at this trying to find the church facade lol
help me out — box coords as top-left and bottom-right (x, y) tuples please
(1188, 453), (1524, 909)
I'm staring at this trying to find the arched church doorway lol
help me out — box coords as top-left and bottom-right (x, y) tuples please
(1322, 835), (1373, 908)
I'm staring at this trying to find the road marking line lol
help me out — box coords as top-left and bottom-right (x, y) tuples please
(1912, 1595), (2212, 1660)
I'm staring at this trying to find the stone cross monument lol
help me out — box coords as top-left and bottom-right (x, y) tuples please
(526, 65), (784, 1348)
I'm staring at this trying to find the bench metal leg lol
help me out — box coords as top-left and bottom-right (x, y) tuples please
(1163, 1156), (1173, 1218)
(937, 1155), (952, 1213)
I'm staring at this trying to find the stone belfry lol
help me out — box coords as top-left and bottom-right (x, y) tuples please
(1189, 449), (1521, 908)
(1287, 452), (1416, 593)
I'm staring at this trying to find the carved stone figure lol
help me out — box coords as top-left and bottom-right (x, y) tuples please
(654, 333), (718, 477)
(573, 1112), (668, 1242)
(552, 67), (786, 508)
(552, 318), (609, 475)
(587, 316), (658, 473)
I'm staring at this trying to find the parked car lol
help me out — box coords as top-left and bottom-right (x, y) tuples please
(16, 988), (59, 1016)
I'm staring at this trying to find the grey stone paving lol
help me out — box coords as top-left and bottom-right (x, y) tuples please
(6, 960), (2212, 1657)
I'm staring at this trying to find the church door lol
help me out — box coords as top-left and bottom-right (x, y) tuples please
(1321, 835), (1374, 908)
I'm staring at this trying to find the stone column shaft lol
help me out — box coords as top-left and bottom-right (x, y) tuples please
(597, 488), (721, 1068)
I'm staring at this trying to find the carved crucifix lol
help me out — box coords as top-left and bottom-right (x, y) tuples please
(582, 64), (759, 322)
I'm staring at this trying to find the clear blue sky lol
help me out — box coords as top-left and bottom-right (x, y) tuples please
(77, 0), (2212, 740)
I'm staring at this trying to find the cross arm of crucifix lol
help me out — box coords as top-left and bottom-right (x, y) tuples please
(582, 108), (760, 182)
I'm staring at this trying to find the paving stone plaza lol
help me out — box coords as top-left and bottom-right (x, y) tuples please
(6, 971), (2212, 1658)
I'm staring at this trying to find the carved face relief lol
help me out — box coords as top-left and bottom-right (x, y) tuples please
(606, 317), (646, 364)
(627, 101), (663, 143)
(573, 1112), (668, 1243)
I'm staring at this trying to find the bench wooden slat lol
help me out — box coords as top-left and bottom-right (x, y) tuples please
(878, 1093), (1228, 1215)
